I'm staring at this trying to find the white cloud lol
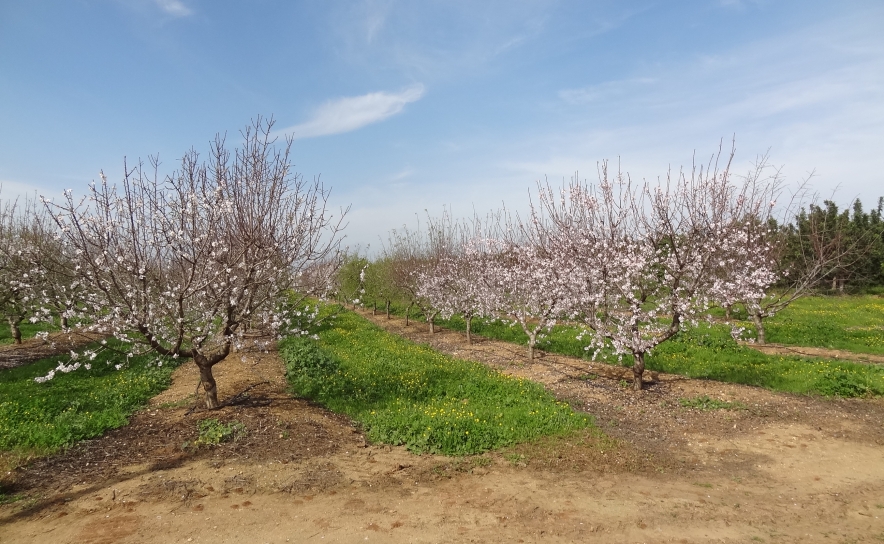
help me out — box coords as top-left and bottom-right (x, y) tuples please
(279, 84), (425, 139)
(390, 168), (414, 181)
(559, 78), (656, 104)
(154, 0), (192, 17)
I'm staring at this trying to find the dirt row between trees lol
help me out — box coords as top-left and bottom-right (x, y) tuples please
(0, 332), (106, 371)
(743, 342), (884, 366)
(2, 312), (884, 543)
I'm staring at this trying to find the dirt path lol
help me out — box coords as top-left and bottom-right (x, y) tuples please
(743, 342), (884, 365)
(2, 313), (884, 543)
(0, 331), (105, 370)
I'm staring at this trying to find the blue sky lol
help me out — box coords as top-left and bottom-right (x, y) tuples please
(1, 1), (882, 250)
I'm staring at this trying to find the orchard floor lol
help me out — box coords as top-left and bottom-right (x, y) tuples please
(2, 313), (884, 543)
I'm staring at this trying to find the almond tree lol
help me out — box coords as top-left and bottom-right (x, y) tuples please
(413, 209), (462, 334)
(40, 118), (347, 408)
(485, 240), (569, 360)
(535, 149), (780, 390)
(744, 198), (864, 343)
(0, 196), (37, 343)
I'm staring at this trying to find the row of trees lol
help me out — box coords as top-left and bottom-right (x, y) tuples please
(0, 118), (347, 408)
(336, 151), (882, 390)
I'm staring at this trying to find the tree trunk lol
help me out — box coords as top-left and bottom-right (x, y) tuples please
(632, 351), (646, 391)
(61, 315), (69, 329)
(752, 311), (767, 345)
(428, 314), (435, 334)
(724, 304), (732, 321)
(527, 332), (537, 361)
(8, 318), (21, 344)
(372, 301), (377, 315)
(195, 356), (221, 409)
(465, 315), (472, 345)
(385, 300), (391, 319)
(405, 303), (412, 326)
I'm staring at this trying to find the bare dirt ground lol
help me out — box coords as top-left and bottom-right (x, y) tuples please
(2, 312), (884, 543)
(0, 332), (106, 371)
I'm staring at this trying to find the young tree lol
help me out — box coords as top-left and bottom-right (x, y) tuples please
(363, 257), (397, 318)
(41, 118), (347, 408)
(744, 195), (867, 344)
(0, 197), (35, 343)
(485, 241), (569, 360)
(534, 149), (780, 390)
(335, 251), (369, 309)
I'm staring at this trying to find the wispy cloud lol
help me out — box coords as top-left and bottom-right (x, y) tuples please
(154, 0), (192, 17)
(559, 78), (656, 104)
(279, 84), (425, 139)
(390, 168), (414, 181)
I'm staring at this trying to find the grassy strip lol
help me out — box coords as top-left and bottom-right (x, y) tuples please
(280, 311), (592, 455)
(762, 296), (884, 356)
(375, 302), (884, 398)
(0, 344), (178, 453)
(649, 326), (884, 397)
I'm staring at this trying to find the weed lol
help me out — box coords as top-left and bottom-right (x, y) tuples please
(0, 491), (25, 505)
(679, 396), (746, 411)
(473, 456), (492, 467)
(193, 419), (246, 446)
(504, 453), (526, 465)
(693, 482), (713, 488)
(157, 395), (195, 410)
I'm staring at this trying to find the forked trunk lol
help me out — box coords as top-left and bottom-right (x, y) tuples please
(465, 315), (472, 345)
(195, 355), (221, 409)
(632, 351), (646, 391)
(752, 311), (767, 345)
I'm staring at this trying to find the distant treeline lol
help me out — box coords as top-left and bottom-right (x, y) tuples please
(781, 197), (884, 291)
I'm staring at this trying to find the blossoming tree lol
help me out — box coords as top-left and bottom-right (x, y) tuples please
(41, 118), (347, 408)
(534, 150), (781, 390)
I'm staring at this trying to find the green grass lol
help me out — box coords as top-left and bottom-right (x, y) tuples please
(678, 395), (746, 411)
(0, 344), (179, 453)
(647, 325), (884, 397)
(190, 418), (246, 447)
(376, 299), (884, 398)
(762, 296), (884, 355)
(0, 321), (58, 345)
(280, 310), (592, 456)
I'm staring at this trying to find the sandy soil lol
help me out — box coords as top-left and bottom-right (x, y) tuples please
(2, 312), (883, 543)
